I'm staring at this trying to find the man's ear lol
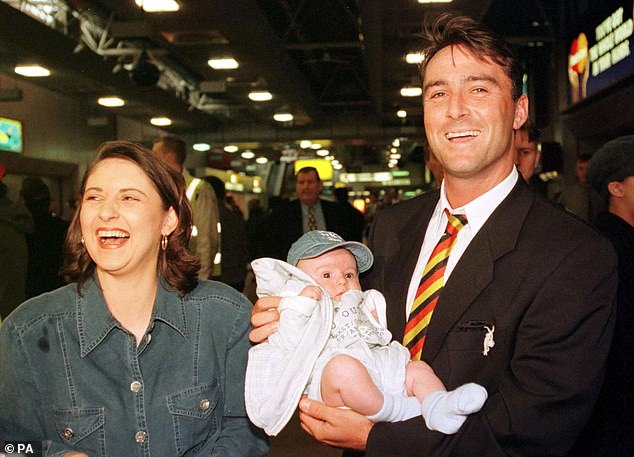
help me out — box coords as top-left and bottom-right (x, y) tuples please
(607, 181), (624, 198)
(162, 207), (179, 236)
(513, 95), (529, 130)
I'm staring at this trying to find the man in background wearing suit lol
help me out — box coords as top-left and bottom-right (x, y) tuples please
(251, 14), (618, 457)
(266, 166), (346, 260)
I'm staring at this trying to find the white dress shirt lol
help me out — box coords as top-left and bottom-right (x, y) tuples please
(405, 168), (519, 319)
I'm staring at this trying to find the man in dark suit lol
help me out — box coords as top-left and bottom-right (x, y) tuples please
(251, 15), (617, 457)
(266, 166), (346, 260)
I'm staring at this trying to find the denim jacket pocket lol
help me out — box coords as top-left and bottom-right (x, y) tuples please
(52, 407), (105, 457)
(168, 381), (220, 455)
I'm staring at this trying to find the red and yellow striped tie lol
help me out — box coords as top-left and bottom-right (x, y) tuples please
(403, 210), (468, 360)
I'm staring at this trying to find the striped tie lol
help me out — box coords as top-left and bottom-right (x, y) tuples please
(403, 210), (468, 360)
(307, 205), (317, 231)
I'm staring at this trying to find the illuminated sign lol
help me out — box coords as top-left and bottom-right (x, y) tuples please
(567, 1), (634, 105)
(294, 159), (333, 181)
(0, 117), (23, 153)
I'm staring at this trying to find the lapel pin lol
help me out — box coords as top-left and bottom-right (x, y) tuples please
(482, 325), (495, 356)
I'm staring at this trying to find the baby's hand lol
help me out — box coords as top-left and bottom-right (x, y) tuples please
(300, 285), (322, 301)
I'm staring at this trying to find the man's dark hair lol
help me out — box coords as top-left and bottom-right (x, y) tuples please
(519, 122), (541, 144)
(152, 135), (187, 166)
(296, 166), (321, 181)
(578, 153), (593, 163)
(418, 14), (523, 101)
(204, 175), (226, 200)
(20, 177), (51, 216)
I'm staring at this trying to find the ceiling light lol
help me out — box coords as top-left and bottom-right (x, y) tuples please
(150, 116), (172, 126)
(397, 109), (407, 118)
(273, 113), (293, 122)
(208, 58), (239, 70)
(400, 86), (422, 97)
(98, 96), (125, 107)
(417, 0), (452, 3)
(14, 65), (50, 77)
(405, 53), (424, 64)
(193, 143), (211, 152)
(316, 149), (329, 157)
(135, 0), (180, 12)
(299, 140), (312, 149)
(390, 153), (402, 160)
(255, 157), (268, 164)
(392, 138), (401, 147)
(325, 155), (334, 161)
(241, 150), (255, 159)
(248, 90), (273, 102)
(310, 143), (322, 150)
(224, 145), (239, 153)
(333, 163), (343, 170)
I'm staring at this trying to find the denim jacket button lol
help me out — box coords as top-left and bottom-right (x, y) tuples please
(135, 430), (147, 443)
(199, 398), (210, 411)
(62, 427), (74, 439)
(130, 380), (143, 393)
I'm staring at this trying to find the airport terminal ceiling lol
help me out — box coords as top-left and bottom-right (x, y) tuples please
(0, 0), (558, 168)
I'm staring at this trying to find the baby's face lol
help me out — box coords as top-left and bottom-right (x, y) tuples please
(297, 248), (361, 301)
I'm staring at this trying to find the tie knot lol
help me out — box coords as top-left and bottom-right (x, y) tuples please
(444, 209), (468, 231)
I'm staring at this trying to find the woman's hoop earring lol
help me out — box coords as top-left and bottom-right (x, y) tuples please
(80, 237), (85, 246)
(161, 234), (168, 251)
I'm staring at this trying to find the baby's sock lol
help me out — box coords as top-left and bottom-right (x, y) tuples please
(421, 383), (488, 434)
(366, 392), (422, 423)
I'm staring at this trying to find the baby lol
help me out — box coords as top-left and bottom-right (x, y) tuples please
(245, 230), (487, 436)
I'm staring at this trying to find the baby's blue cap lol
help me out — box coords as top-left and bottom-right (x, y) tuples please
(287, 230), (373, 273)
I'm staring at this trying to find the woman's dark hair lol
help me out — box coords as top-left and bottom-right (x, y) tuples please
(62, 140), (199, 294)
(418, 14), (523, 101)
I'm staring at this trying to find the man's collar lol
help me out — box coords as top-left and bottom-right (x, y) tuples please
(78, 276), (187, 357)
(439, 168), (519, 233)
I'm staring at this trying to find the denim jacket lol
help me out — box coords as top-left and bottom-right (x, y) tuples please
(0, 276), (268, 457)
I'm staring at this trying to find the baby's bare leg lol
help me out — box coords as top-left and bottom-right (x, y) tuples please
(321, 354), (422, 422)
(321, 354), (383, 416)
(405, 361), (446, 401)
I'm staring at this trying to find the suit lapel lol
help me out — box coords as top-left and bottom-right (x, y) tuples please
(386, 194), (438, 341)
(422, 180), (535, 363)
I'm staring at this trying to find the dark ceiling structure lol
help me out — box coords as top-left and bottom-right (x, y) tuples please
(0, 0), (557, 166)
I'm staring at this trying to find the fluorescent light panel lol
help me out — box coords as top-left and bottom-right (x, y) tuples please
(273, 113), (293, 122)
(405, 53), (424, 64)
(248, 90), (273, 101)
(98, 96), (125, 107)
(135, 0), (180, 12)
(193, 143), (211, 152)
(14, 65), (50, 77)
(208, 58), (239, 70)
(400, 86), (422, 97)
(150, 116), (172, 126)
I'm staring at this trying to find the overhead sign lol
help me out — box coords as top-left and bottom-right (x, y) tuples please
(567, 1), (633, 105)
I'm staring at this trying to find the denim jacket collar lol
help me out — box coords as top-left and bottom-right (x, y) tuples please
(77, 275), (187, 357)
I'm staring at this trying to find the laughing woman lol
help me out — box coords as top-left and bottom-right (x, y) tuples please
(0, 141), (268, 457)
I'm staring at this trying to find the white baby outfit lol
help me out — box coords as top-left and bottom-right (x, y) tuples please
(245, 257), (410, 436)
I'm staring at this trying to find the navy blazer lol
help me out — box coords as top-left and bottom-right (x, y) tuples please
(362, 179), (618, 457)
